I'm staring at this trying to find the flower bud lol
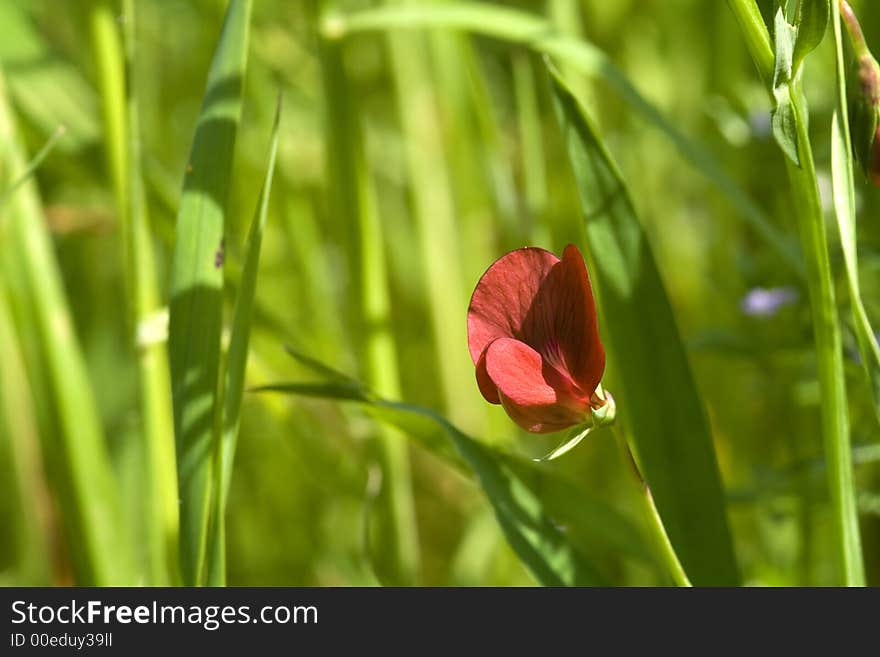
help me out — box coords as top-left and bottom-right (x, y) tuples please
(841, 1), (880, 184)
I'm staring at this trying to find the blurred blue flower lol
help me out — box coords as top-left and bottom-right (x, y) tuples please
(847, 331), (880, 365)
(749, 110), (772, 139)
(740, 286), (798, 317)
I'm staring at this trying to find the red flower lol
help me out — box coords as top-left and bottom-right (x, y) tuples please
(467, 244), (606, 433)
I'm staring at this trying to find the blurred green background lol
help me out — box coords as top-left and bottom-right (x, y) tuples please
(0, 0), (879, 586)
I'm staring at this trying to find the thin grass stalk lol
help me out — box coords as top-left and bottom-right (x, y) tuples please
(317, 23), (421, 585)
(786, 85), (864, 585)
(384, 0), (482, 433)
(122, 0), (180, 585)
(0, 70), (129, 585)
(326, 3), (804, 278)
(727, 0), (865, 585)
(88, 0), (127, 214)
(512, 52), (549, 230)
(0, 286), (52, 584)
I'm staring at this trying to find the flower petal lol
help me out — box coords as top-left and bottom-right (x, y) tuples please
(474, 344), (501, 404)
(483, 337), (590, 433)
(520, 244), (605, 397)
(467, 247), (560, 366)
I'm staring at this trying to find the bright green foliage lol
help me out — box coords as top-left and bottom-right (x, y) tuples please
(2, 0), (880, 588)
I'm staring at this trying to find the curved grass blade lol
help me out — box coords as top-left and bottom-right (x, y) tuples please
(270, 351), (651, 563)
(324, 2), (803, 277)
(206, 96), (281, 586)
(548, 63), (740, 586)
(255, 381), (602, 585)
(167, 0), (252, 586)
(0, 124), (65, 208)
(830, 5), (880, 424)
(254, 379), (655, 582)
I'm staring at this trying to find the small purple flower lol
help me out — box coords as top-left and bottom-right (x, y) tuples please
(740, 286), (798, 317)
(749, 111), (772, 139)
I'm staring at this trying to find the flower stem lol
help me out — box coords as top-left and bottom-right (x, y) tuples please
(613, 427), (692, 587)
(787, 82), (865, 586)
(726, 0), (865, 585)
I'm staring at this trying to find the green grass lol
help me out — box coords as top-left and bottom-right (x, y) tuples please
(1, 0), (879, 587)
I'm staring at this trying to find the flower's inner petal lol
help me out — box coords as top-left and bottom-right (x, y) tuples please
(475, 344), (501, 404)
(520, 244), (605, 397)
(483, 337), (589, 433)
(467, 248), (559, 365)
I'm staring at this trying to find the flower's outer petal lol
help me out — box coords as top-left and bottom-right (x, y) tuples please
(521, 244), (605, 398)
(475, 344), (501, 404)
(467, 247), (560, 365)
(484, 337), (590, 433)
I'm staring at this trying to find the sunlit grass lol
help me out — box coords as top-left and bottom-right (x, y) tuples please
(0, 0), (878, 587)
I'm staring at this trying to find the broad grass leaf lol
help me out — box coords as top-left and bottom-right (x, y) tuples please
(167, 0), (252, 586)
(253, 378), (655, 583)
(548, 63), (741, 586)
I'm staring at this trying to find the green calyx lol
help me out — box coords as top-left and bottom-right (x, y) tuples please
(534, 385), (617, 462)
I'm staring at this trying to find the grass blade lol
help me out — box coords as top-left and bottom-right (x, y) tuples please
(324, 2), (804, 277)
(0, 285), (52, 584)
(548, 64), (741, 585)
(254, 380), (607, 586)
(382, 0), (481, 432)
(121, 0), (180, 585)
(206, 96), (281, 586)
(830, 5), (880, 423)
(168, 0), (252, 586)
(318, 19), (421, 584)
(827, 1), (870, 583)
(254, 350), (658, 582)
(89, 0), (127, 215)
(0, 69), (129, 585)
(0, 124), (65, 207)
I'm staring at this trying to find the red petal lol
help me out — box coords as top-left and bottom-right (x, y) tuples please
(467, 247), (559, 365)
(475, 345), (501, 404)
(520, 244), (605, 398)
(482, 337), (590, 433)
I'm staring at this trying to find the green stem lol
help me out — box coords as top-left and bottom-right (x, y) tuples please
(727, 0), (865, 585)
(89, 0), (128, 214)
(124, 0), (180, 586)
(726, 0), (774, 86)
(613, 428), (691, 587)
(787, 83), (864, 586)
